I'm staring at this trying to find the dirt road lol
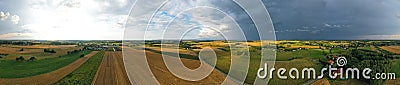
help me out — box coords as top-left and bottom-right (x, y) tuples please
(123, 48), (238, 85)
(0, 51), (99, 85)
(92, 51), (131, 85)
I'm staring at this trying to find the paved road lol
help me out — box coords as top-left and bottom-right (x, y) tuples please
(92, 51), (131, 85)
(123, 47), (239, 85)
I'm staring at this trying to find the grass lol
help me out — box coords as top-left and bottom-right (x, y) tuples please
(53, 51), (104, 85)
(390, 59), (400, 78)
(0, 50), (92, 78)
(207, 48), (328, 84)
(330, 79), (368, 85)
(267, 59), (318, 85)
(144, 46), (327, 84)
(277, 49), (324, 61)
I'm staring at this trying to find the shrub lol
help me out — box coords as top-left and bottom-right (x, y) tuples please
(16, 56), (25, 61)
(44, 49), (56, 53)
(29, 57), (36, 61)
(80, 54), (85, 58)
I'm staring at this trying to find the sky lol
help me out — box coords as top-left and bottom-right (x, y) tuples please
(0, 0), (400, 40)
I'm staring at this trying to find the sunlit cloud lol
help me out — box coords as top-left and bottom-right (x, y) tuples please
(125, 0), (241, 40)
(0, 11), (20, 24)
(14, 0), (134, 40)
(0, 11), (9, 21)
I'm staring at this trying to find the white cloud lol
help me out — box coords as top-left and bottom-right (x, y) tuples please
(17, 0), (133, 40)
(324, 23), (331, 27)
(10, 15), (20, 24)
(0, 11), (20, 24)
(0, 11), (10, 20)
(117, 0), (128, 7)
(125, 0), (243, 40)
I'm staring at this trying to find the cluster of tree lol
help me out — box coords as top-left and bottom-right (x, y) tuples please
(113, 47), (122, 51)
(145, 41), (161, 45)
(67, 49), (82, 55)
(179, 42), (191, 50)
(44, 49), (56, 53)
(20, 48), (24, 51)
(0, 54), (8, 56)
(29, 57), (36, 61)
(372, 42), (398, 46)
(0, 41), (33, 45)
(333, 48), (392, 84)
(16, 56), (25, 61)
(49, 42), (78, 45)
(354, 60), (390, 84)
(16, 56), (37, 61)
(80, 54), (85, 58)
(318, 45), (397, 85)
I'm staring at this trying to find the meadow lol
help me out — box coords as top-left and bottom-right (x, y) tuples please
(53, 51), (104, 85)
(144, 45), (325, 84)
(141, 40), (400, 84)
(390, 60), (400, 78)
(0, 50), (92, 78)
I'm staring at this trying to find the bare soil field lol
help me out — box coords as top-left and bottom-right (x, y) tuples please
(311, 78), (330, 85)
(0, 46), (42, 54)
(380, 46), (400, 54)
(0, 45), (83, 60)
(145, 47), (196, 56)
(92, 51), (131, 85)
(144, 50), (228, 84)
(0, 51), (98, 85)
(385, 79), (400, 85)
(123, 47), (238, 84)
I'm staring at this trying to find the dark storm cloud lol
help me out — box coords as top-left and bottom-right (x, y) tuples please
(209, 0), (261, 40)
(263, 0), (400, 40)
(211, 0), (400, 40)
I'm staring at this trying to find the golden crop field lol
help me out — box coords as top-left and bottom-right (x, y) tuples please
(380, 46), (400, 54)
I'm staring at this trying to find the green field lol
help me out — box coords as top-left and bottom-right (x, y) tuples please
(268, 49), (325, 85)
(0, 50), (92, 78)
(277, 49), (324, 61)
(390, 59), (400, 78)
(53, 51), (104, 85)
(267, 59), (319, 85)
(145, 46), (326, 84)
(142, 40), (400, 85)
